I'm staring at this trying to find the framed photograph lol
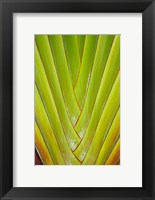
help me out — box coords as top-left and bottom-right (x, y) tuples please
(0, 0), (155, 199)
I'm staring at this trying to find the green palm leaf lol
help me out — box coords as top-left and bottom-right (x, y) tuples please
(35, 36), (80, 150)
(96, 108), (120, 164)
(75, 72), (120, 163)
(35, 34), (120, 165)
(75, 35), (116, 138)
(105, 138), (120, 165)
(35, 121), (54, 165)
(48, 35), (80, 125)
(35, 44), (80, 163)
(35, 85), (65, 164)
(74, 35), (98, 110)
(62, 35), (81, 87)
(76, 35), (85, 61)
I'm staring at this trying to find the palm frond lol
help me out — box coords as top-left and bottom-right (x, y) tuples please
(35, 34), (120, 165)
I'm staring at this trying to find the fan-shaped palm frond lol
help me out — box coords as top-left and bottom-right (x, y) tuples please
(35, 34), (120, 165)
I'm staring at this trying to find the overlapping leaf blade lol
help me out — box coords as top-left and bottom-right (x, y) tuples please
(35, 34), (120, 165)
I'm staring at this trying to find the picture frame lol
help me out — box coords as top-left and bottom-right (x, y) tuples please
(0, 0), (155, 199)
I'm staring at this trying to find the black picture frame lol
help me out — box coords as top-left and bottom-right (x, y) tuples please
(0, 0), (155, 199)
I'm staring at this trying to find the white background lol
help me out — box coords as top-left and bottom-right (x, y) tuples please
(13, 13), (142, 187)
